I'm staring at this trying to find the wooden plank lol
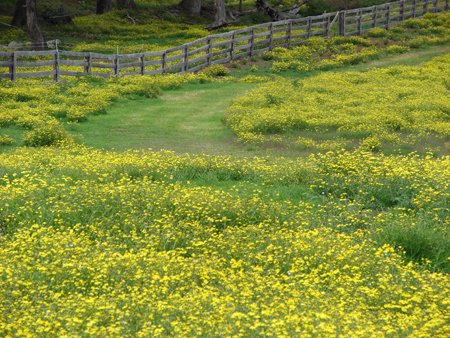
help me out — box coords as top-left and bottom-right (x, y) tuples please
(144, 69), (164, 76)
(90, 63), (114, 69)
(120, 72), (139, 77)
(188, 63), (207, 73)
(90, 52), (115, 59)
(212, 40), (232, 48)
(165, 54), (183, 63)
(119, 52), (144, 59)
(59, 60), (89, 67)
(233, 51), (251, 59)
(15, 50), (55, 57)
(273, 27), (288, 34)
(188, 44), (209, 56)
(273, 36), (288, 42)
(187, 54), (208, 65)
(16, 70), (55, 78)
(253, 30), (270, 39)
(143, 59), (162, 66)
(212, 48), (232, 57)
(0, 62), (13, 67)
(165, 45), (184, 53)
(118, 61), (142, 68)
(59, 51), (90, 57)
(59, 70), (83, 76)
(310, 30), (324, 36)
(16, 61), (55, 67)
(212, 31), (233, 39)
(253, 38), (270, 47)
(0, 73), (11, 79)
(290, 33), (308, 39)
(185, 36), (209, 48)
(0, 52), (13, 58)
(211, 56), (231, 65)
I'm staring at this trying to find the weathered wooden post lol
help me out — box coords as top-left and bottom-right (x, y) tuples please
(9, 52), (16, 82)
(206, 37), (213, 66)
(385, 3), (391, 29)
(183, 44), (189, 72)
(306, 17), (312, 39)
(139, 52), (144, 75)
(84, 52), (91, 75)
(161, 51), (166, 74)
(229, 32), (235, 60)
(400, 0), (405, 23)
(268, 23), (273, 51)
(412, 0), (417, 18)
(339, 11), (346, 36)
(323, 14), (330, 38)
(287, 21), (292, 47)
(53, 45), (60, 82)
(371, 6), (377, 28)
(249, 28), (255, 56)
(357, 9), (363, 35)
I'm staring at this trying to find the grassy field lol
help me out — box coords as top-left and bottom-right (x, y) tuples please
(1, 7), (450, 338)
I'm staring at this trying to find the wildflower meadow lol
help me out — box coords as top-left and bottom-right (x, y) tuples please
(1, 2), (450, 337)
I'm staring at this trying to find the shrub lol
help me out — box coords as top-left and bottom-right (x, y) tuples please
(22, 121), (75, 147)
(367, 28), (388, 38)
(200, 64), (228, 77)
(0, 135), (15, 146)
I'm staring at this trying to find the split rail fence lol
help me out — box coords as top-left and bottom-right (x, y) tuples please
(0, 0), (449, 82)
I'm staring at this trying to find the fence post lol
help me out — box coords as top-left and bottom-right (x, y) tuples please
(446, 0), (449, 13)
(229, 33), (235, 60)
(412, 0), (417, 18)
(139, 52), (144, 75)
(357, 9), (362, 35)
(112, 47), (119, 76)
(9, 51), (16, 82)
(183, 44), (189, 72)
(161, 51), (166, 74)
(84, 53), (91, 74)
(53, 51), (59, 83)
(267, 23), (273, 51)
(249, 28), (255, 56)
(385, 4), (391, 29)
(400, 0), (405, 23)
(287, 21), (292, 47)
(323, 14), (330, 38)
(371, 6), (377, 28)
(339, 11), (346, 36)
(433, 0), (438, 13)
(424, 0), (429, 15)
(206, 37), (212, 66)
(306, 17), (312, 39)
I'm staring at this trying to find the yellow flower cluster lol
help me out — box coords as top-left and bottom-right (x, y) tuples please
(225, 53), (450, 149)
(1, 145), (450, 337)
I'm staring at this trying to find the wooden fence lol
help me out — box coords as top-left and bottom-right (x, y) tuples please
(0, 0), (449, 82)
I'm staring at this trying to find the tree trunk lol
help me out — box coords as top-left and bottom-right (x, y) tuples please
(117, 0), (137, 10)
(26, 0), (47, 50)
(178, 0), (201, 16)
(12, 0), (27, 27)
(214, 0), (229, 27)
(97, 0), (113, 14)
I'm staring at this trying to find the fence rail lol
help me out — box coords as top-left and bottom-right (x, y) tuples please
(0, 0), (449, 82)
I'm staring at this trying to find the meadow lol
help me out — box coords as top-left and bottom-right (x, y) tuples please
(1, 4), (450, 338)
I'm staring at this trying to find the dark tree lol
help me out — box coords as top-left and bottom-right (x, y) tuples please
(116, 0), (137, 10)
(178, 0), (202, 16)
(11, 0), (27, 27)
(97, 0), (113, 14)
(26, 0), (47, 50)
(213, 0), (229, 28)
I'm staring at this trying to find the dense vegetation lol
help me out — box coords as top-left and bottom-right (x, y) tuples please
(1, 2), (450, 337)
